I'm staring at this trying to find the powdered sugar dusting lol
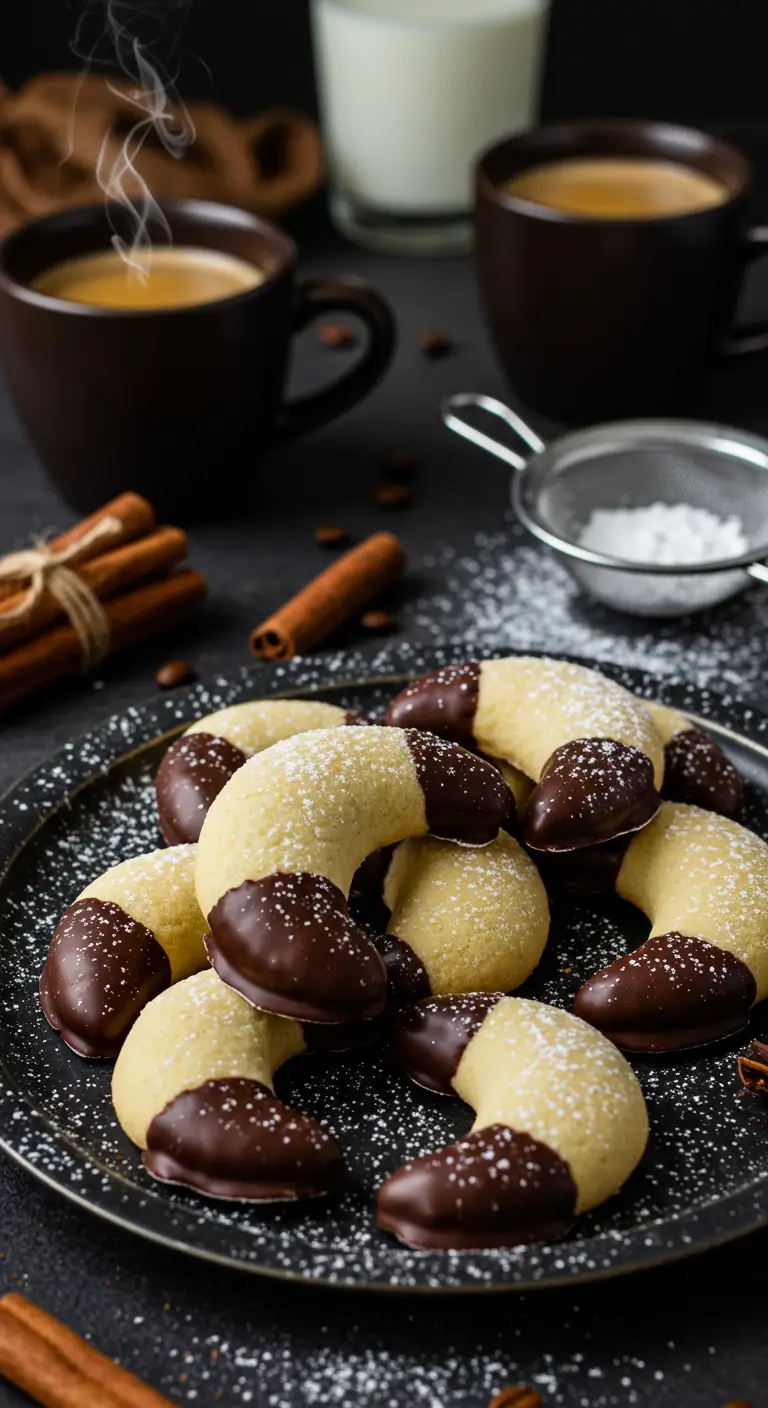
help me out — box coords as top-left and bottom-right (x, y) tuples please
(408, 531), (768, 695)
(473, 998), (643, 1163)
(488, 658), (658, 753)
(187, 700), (345, 756)
(390, 838), (543, 979)
(623, 803), (768, 961)
(83, 842), (197, 908)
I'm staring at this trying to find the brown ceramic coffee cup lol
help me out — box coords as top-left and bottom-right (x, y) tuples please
(475, 120), (768, 422)
(0, 199), (396, 515)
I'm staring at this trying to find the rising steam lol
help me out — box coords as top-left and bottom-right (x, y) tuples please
(71, 0), (196, 276)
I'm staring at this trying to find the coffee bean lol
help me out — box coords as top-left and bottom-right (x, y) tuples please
(374, 483), (411, 509)
(384, 452), (417, 481)
(318, 322), (357, 349)
(420, 330), (454, 358)
(156, 659), (197, 690)
(361, 610), (394, 633)
(314, 524), (349, 547)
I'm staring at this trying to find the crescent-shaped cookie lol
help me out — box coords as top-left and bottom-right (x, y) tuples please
(378, 994), (648, 1249)
(112, 969), (344, 1201)
(381, 832), (549, 1003)
(646, 702), (743, 819)
(387, 658), (663, 851)
(195, 725), (511, 1025)
(40, 845), (208, 1058)
(574, 801), (768, 1051)
(156, 699), (356, 844)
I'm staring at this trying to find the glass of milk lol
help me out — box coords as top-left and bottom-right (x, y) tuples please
(311, 0), (550, 255)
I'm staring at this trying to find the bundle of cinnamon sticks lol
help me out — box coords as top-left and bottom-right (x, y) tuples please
(0, 492), (206, 710)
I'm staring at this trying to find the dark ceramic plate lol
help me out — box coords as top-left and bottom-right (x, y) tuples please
(1, 644), (767, 1293)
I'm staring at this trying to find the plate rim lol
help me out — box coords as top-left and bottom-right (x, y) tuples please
(1, 642), (768, 1294)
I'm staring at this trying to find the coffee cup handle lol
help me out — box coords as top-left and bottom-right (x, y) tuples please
(720, 226), (768, 358)
(274, 277), (396, 443)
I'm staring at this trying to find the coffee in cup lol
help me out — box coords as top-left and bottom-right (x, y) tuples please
(503, 156), (729, 221)
(31, 246), (265, 310)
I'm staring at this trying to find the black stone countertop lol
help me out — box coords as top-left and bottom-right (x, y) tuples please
(1, 206), (768, 1406)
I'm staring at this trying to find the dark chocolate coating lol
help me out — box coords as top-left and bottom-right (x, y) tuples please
(349, 845), (395, 901)
(156, 732), (247, 846)
(386, 662), (481, 745)
(382, 937), (432, 1006)
(525, 738), (660, 852)
(144, 1077), (345, 1201)
(574, 931), (757, 1052)
(391, 992), (502, 1093)
(404, 729), (511, 846)
(662, 728), (744, 820)
(377, 1123), (577, 1250)
(157, 712), (364, 847)
(532, 834), (631, 897)
(301, 1014), (385, 1053)
(206, 872), (388, 1025)
(40, 897), (171, 1058)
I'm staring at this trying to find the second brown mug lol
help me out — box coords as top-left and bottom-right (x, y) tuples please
(0, 199), (396, 516)
(475, 120), (768, 423)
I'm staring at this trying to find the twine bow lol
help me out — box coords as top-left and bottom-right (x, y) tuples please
(0, 515), (122, 668)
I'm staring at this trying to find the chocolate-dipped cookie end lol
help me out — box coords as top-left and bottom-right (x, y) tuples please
(405, 731), (511, 846)
(156, 732), (247, 846)
(386, 662), (481, 745)
(40, 897), (171, 1058)
(525, 738), (660, 852)
(574, 931), (756, 1052)
(145, 1078), (344, 1200)
(662, 729), (743, 820)
(207, 873), (388, 1025)
(391, 993), (502, 1093)
(382, 938), (432, 1007)
(378, 1124), (577, 1249)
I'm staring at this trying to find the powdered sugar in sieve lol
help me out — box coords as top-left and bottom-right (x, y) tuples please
(577, 501), (749, 614)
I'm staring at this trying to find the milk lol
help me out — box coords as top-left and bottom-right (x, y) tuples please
(311, 0), (549, 218)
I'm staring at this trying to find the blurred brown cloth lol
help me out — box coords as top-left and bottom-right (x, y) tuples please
(0, 73), (324, 236)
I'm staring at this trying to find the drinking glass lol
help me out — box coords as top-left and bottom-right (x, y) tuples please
(311, 0), (550, 255)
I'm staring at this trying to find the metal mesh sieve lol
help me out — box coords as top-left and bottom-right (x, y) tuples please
(443, 394), (768, 618)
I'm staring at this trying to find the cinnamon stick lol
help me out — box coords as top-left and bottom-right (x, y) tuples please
(0, 492), (156, 607)
(0, 1293), (176, 1408)
(250, 531), (406, 660)
(0, 569), (207, 709)
(0, 526), (189, 652)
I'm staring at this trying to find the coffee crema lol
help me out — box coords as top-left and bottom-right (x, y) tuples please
(504, 157), (729, 220)
(31, 246), (265, 310)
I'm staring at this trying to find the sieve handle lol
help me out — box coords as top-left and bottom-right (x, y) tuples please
(441, 393), (546, 471)
(747, 562), (768, 588)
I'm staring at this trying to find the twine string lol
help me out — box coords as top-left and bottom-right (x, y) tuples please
(0, 514), (123, 668)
